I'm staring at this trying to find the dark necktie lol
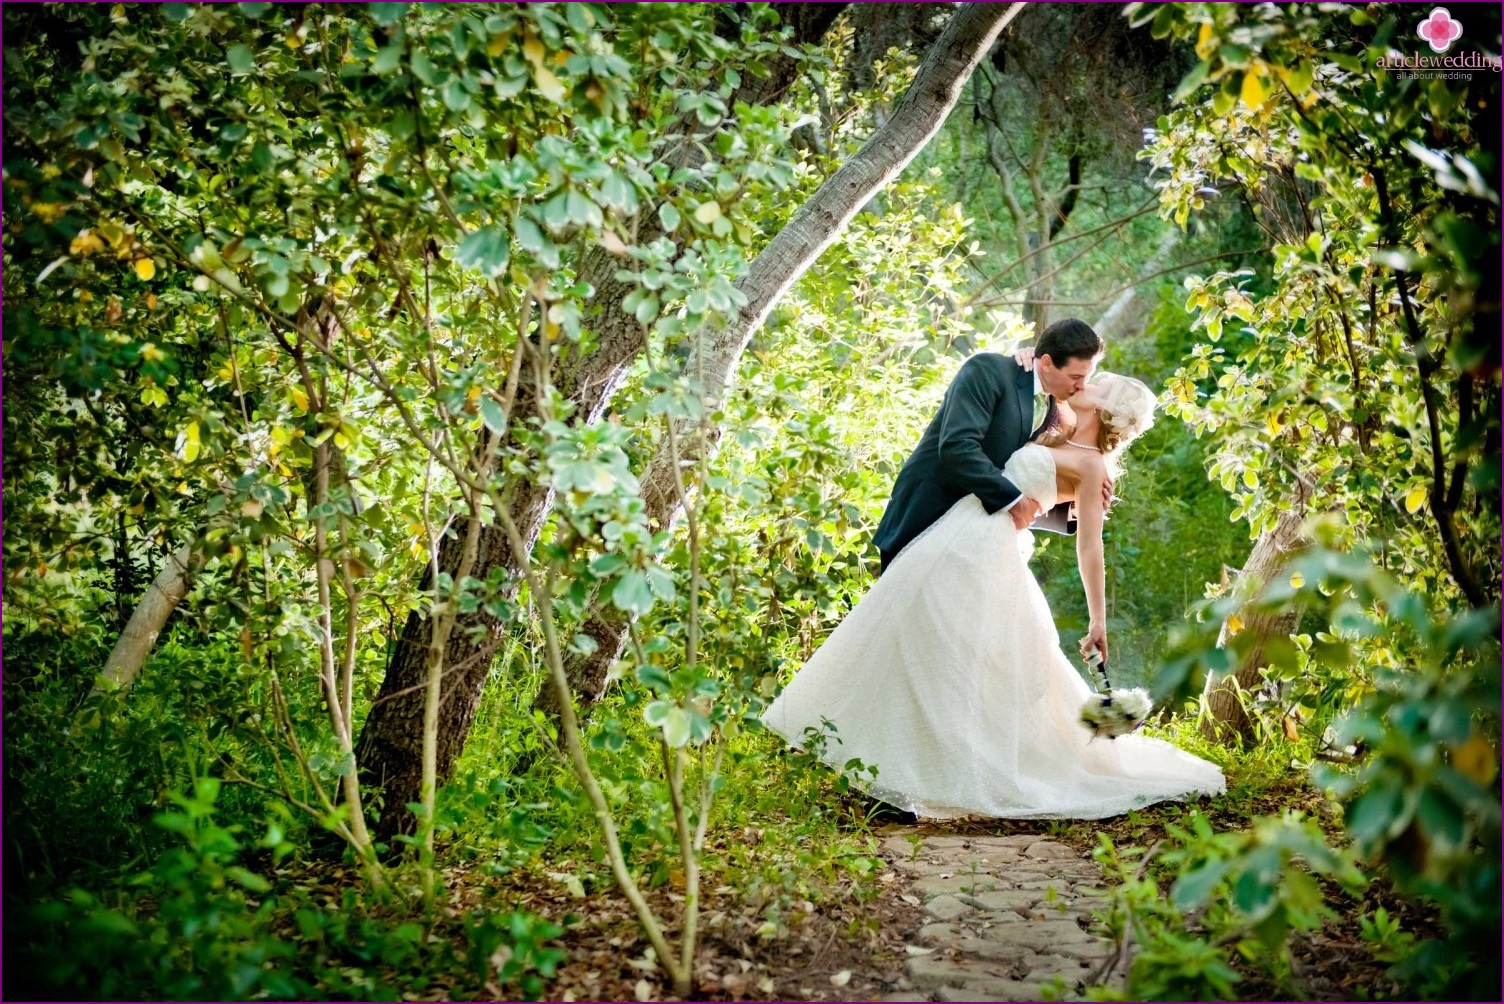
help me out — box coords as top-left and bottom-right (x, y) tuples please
(1030, 394), (1055, 440)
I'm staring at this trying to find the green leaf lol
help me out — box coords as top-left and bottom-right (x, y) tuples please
(658, 202), (680, 232)
(1284, 60), (1313, 96)
(512, 214), (558, 268)
(632, 291), (659, 324)
(636, 663), (671, 692)
(226, 865), (271, 893)
(1232, 865), (1276, 918)
(1346, 783), (1404, 849)
(564, 189), (602, 228)
(645, 565), (677, 601)
(597, 172), (638, 212)
(590, 553), (626, 576)
(1174, 59), (1212, 101)
(663, 706), (692, 747)
(226, 43), (255, 74)
(1172, 859), (1233, 908)
(411, 49), (437, 85)
(1251, 909), (1289, 949)
(456, 225), (509, 278)
(612, 569), (655, 617)
(373, 43), (404, 75)
(480, 397), (506, 436)
(442, 78), (471, 111)
(369, 2), (407, 27)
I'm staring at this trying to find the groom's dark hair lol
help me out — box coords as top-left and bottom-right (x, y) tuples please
(1035, 318), (1103, 366)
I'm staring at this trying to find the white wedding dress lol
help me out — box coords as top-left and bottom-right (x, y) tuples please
(761, 443), (1226, 819)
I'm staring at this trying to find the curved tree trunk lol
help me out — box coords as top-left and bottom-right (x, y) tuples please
(92, 543), (194, 695)
(1199, 487), (1311, 744)
(535, 1), (1027, 723)
(1094, 228), (1182, 342)
(356, 3), (860, 839)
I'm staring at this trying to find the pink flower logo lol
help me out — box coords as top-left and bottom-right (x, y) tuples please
(1418, 7), (1463, 53)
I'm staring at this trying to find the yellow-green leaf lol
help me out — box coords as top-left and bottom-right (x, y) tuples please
(1240, 70), (1267, 110)
(1242, 469), (1258, 488)
(134, 257), (155, 281)
(1283, 60), (1314, 96)
(533, 65), (565, 103)
(522, 34), (544, 68)
(1195, 21), (1216, 59)
(1290, 571), (1305, 589)
(694, 201), (721, 225)
(1453, 735), (1499, 786)
(1404, 486), (1426, 513)
(180, 422), (201, 462)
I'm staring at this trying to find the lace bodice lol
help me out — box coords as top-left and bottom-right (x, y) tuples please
(1002, 443), (1057, 510)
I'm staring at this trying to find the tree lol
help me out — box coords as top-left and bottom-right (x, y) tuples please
(966, 3), (1190, 330)
(1141, 3), (1500, 726)
(536, 1), (1031, 724)
(5, 2), (837, 864)
(350, 2), (857, 838)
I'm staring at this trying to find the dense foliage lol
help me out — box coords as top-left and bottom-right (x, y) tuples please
(3, 3), (1497, 1001)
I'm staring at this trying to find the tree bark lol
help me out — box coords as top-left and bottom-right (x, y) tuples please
(725, 3), (849, 107)
(1093, 228), (1182, 342)
(356, 2), (862, 839)
(93, 543), (194, 695)
(535, 1), (1027, 722)
(1199, 488), (1310, 744)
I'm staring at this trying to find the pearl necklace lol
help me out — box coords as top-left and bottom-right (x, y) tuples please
(1064, 439), (1101, 452)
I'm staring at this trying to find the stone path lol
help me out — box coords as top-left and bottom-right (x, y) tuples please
(875, 832), (1127, 1002)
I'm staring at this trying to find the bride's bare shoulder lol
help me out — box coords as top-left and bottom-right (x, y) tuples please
(1046, 444), (1107, 478)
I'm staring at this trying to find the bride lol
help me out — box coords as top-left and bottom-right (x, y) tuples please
(760, 369), (1225, 819)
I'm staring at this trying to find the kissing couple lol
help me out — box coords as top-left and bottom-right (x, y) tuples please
(762, 319), (1226, 820)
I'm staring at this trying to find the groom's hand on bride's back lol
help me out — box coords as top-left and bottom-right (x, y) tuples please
(1009, 498), (1042, 530)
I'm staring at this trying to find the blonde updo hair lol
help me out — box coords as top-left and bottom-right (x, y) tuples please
(1093, 373), (1156, 455)
(1038, 372), (1157, 478)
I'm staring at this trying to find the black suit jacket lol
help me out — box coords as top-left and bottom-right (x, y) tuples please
(873, 353), (1075, 565)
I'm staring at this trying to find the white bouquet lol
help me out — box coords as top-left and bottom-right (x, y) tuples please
(1078, 651), (1152, 739)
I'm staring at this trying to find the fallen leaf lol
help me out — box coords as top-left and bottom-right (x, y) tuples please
(904, 945), (936, 956)
(830, 970), (851, 987)
(633, 978), (653, 1002)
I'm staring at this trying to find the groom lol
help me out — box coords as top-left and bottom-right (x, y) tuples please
(873, 318), (1105, 573)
